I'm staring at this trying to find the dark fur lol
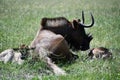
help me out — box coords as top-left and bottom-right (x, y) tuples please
(40, 17), (93, 51)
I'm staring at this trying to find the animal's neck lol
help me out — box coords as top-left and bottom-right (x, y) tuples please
(42, 26), (72, 36)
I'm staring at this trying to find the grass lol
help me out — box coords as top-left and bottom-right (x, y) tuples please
(0, 0), (120, 80)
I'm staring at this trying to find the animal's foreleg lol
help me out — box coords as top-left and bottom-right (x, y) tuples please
(44, 57), (66, 75)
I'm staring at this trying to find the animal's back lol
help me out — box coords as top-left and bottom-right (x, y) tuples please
(30, 30), (63, 48)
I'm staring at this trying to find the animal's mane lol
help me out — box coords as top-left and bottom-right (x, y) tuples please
(41, 17), (70, 28)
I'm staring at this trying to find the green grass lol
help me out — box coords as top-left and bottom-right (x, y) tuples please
(0, 0), (120, 80)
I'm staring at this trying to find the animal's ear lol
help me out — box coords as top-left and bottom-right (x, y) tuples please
(88, 48), (94, 56)
(72, 20), (79, 29)
(19, 44), (26, 48)
(77, 19), (81, 22)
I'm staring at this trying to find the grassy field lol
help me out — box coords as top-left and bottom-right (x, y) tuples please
(0, 0), (120, 80)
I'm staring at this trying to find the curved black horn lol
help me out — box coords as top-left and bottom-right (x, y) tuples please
(82, 11), (84, 24)
(80, 12), (94, 28)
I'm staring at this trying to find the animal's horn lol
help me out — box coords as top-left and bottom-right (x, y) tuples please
(82, 11), (84, 24)
(80, 12), (94, 28)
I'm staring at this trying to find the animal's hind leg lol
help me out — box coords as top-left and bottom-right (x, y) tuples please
(44, 57), (66, 75)
(0, 49), (14, 63)
(38, 47), (66, 75)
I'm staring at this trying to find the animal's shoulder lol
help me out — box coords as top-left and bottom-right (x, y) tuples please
(41, 17), (70, 27)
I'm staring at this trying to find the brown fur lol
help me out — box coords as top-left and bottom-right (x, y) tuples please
(41, 17), (70, 28)
(29, 30), (78, 75)
(88, 47), (112, 60)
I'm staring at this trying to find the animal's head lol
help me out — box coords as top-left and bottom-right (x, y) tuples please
(88, 47), (112, 59)
(13, 44), (35, 59)
(67, 11), (94, 51)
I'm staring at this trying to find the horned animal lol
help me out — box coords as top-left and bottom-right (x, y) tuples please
(40, 11), (94, 51)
